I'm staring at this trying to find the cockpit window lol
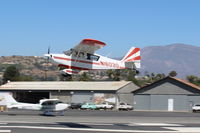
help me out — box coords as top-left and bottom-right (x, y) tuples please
(54, 101), (63, 104)
(87, 53), (99, 61)
(63, 49), (73, 56)
(64, 49), (100, 61)
(41, 100), (63, 105)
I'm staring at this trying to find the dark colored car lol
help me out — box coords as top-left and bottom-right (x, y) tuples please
(70, 103), (82, 109)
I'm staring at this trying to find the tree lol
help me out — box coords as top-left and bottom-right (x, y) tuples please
(59, 74), (73, 81)
(169, 71), (177, 77)
(78, 72), (92, 81)
(126, 69), (137, 81)
(106, 70), (121, 81)
(3, 65), (20, 83)
(186, 75), (200, 86)
(112, 70), (120, 81)
(106, 70), (114, 79)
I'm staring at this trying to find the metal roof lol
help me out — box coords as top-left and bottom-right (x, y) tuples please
(0, 81), (132, 91)
(133, 76), (200, 93)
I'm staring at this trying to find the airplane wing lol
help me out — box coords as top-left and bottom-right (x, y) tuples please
(65, 39), (106, 55)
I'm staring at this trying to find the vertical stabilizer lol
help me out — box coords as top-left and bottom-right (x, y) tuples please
(122, 47), (141, 69)
(0, 92), (18, 107)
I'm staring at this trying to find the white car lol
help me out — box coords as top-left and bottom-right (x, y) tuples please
(192, 104), (200, 112)
(118, 102), (133, 111)
(96, 102), (114, 110)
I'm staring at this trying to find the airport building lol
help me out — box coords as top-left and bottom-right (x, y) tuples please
(1, 77), (200, 112)
(0, 81), (139, 106)
(133, 76), (200, 112)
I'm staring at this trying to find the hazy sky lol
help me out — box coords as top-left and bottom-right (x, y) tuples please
(0, 0), (200, 57)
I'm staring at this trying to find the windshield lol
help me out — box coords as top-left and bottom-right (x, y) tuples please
(42, 100), (63, 105)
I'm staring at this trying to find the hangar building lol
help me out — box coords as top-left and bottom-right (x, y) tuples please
(0, 81), (139, 106)
(133, 76), (200, 112)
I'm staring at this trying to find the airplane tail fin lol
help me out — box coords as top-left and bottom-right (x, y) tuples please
(0, 92), (18, 108)
(121, 47), (141, 69)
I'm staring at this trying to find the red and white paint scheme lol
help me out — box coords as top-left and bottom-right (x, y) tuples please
(44, 39), (141, 75)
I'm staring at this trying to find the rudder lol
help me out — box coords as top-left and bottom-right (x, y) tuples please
(122, 47), (141, 69)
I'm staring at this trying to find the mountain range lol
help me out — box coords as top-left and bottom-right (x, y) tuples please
(140, 43), (200, 78)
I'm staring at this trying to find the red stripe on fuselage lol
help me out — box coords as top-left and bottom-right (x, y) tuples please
(54, 56), (127, 69)
(59, 64), (127, 70)
(59, 64), (91, 70)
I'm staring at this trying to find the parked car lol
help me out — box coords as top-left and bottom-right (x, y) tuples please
(70, 103), (82, 109)
(81, 103), (97, 110)
(96, 102), (114, 110)
(118, 102), (133, 111)
(192, 104), (200, 112)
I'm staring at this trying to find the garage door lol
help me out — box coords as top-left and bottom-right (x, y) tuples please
(71, 93), (93, 103)
(15, 92), (49, 103)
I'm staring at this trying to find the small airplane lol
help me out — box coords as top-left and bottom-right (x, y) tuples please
(44, 39), (141, 75)
(0, 92), (70, 115)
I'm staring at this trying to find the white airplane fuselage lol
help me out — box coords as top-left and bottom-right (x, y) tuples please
(0, 92), (70, 113)
(9, 102), (69, 112)
(44, 39), (141, 75)
(48, 53), (127, 74)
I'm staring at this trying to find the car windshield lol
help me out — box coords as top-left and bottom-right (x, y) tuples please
(195, 104), (200, 106)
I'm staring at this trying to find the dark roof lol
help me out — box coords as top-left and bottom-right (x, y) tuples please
(132, 76), (200, 93)
(171, 77), (200, 91)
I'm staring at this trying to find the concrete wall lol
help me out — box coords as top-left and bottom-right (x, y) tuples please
(71, 92), (93, 103)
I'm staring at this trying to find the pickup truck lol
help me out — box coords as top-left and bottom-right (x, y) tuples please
(96, 102), (114, 110)
(118, 102), (133, 111)
(192, 104), (200, 112)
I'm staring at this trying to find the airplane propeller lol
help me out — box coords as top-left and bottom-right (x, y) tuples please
(44, 46), (51, 80)
(47, 46), (51, 63)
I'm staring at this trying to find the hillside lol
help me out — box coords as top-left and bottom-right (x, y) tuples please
(0, 43), (200, 81)
(0, 56), (58, 81)
(141, 44), (200, 77)
(0, 56), (107, 81)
